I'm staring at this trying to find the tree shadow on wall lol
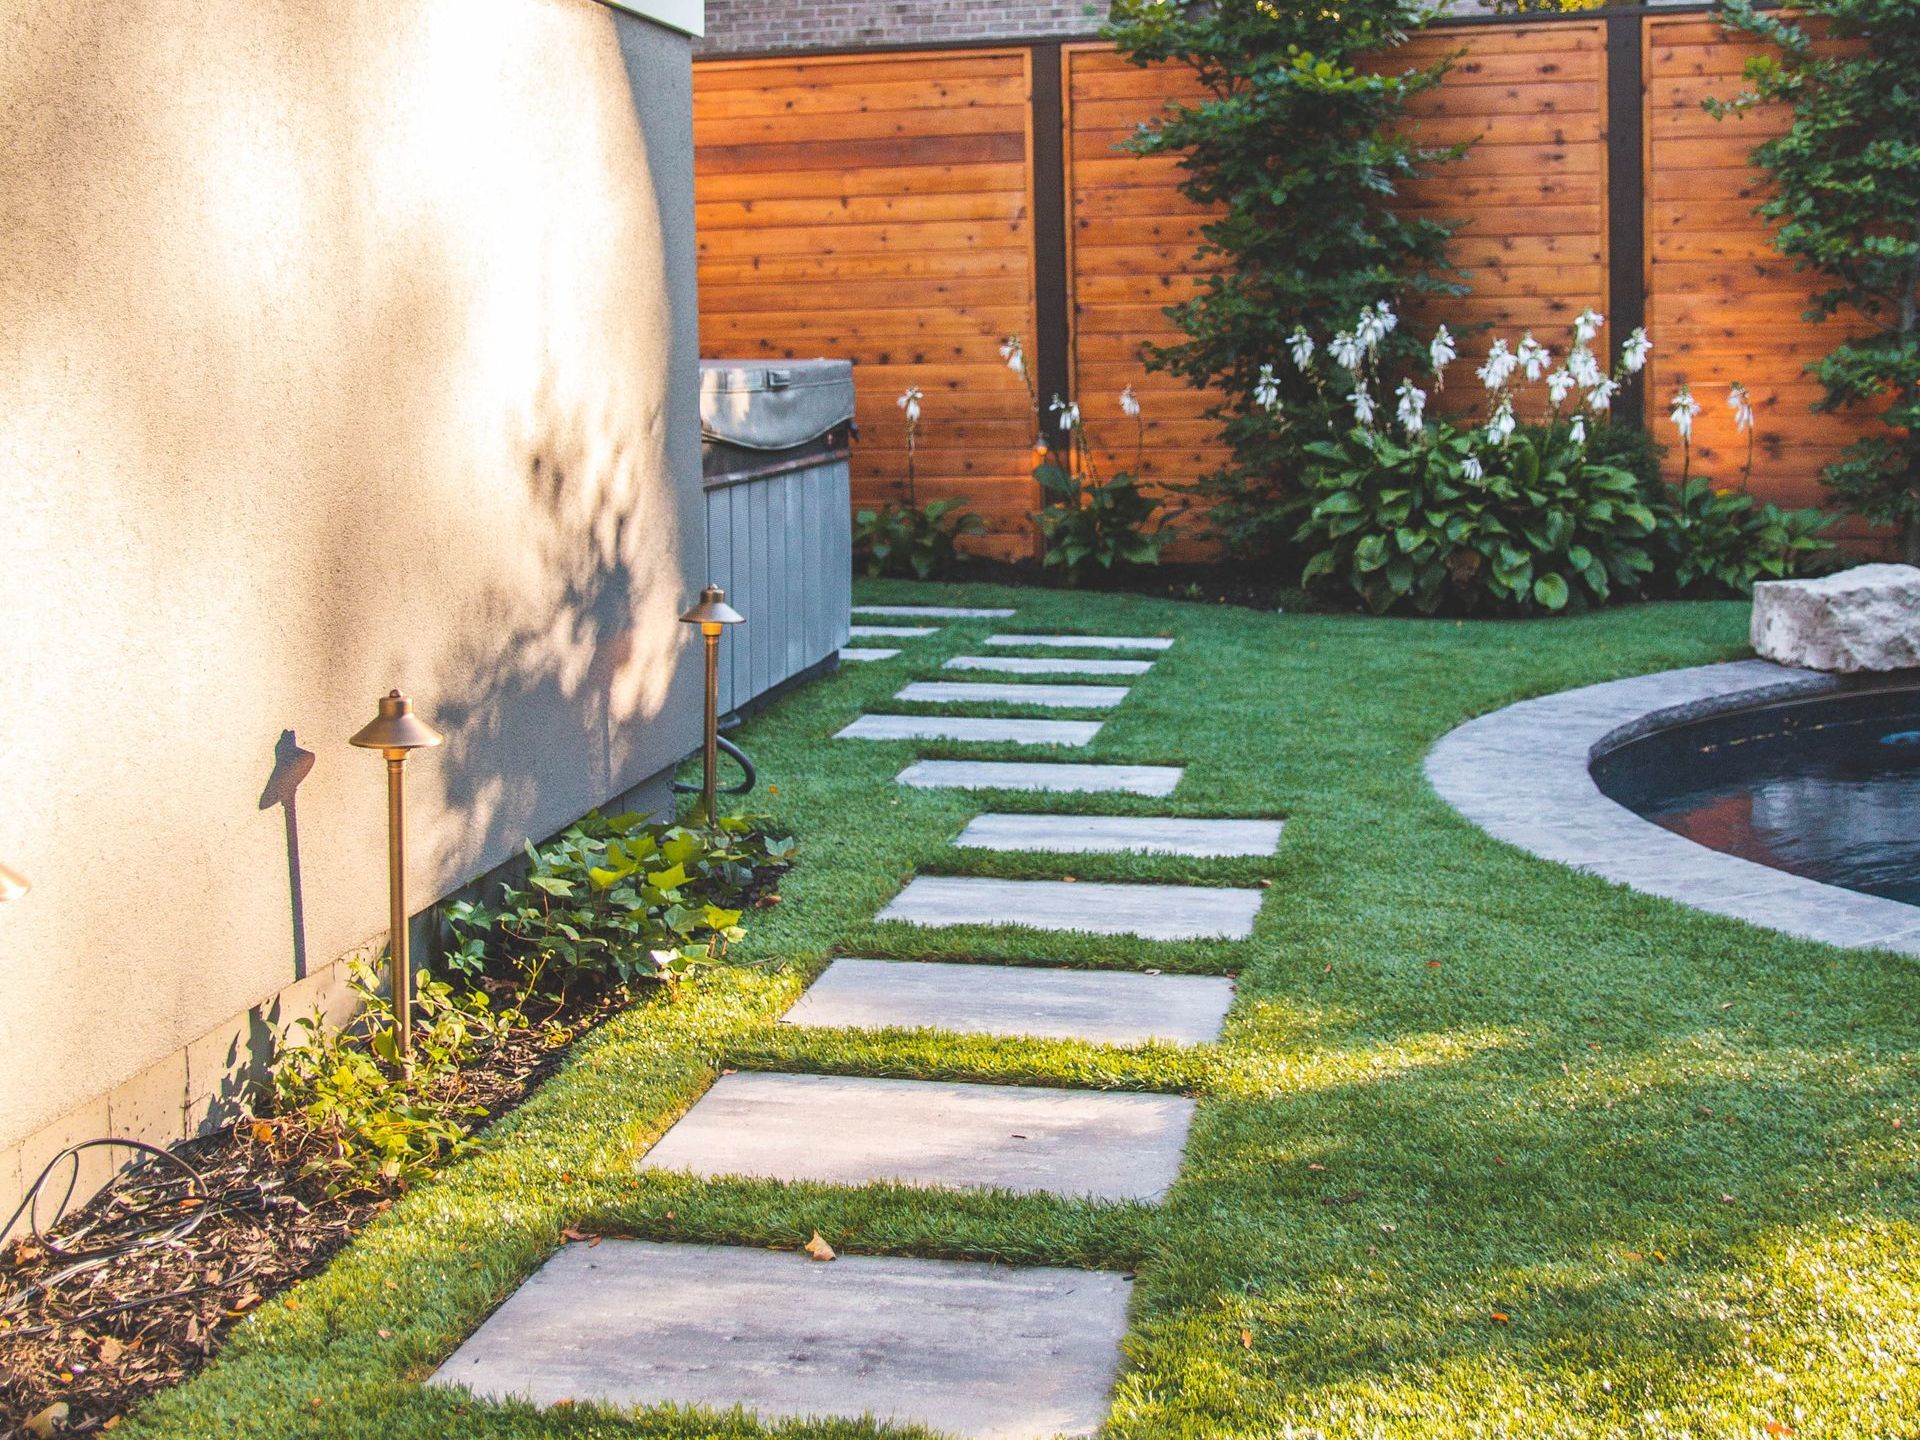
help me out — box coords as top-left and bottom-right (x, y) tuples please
(427, 385), (689, 894)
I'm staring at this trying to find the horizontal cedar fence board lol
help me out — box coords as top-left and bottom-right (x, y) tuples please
(693, 48), (1040, 559)
(1642, 10), (1867, 524)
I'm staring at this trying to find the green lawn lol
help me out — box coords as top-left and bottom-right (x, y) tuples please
(126, 582), (1920, 1439)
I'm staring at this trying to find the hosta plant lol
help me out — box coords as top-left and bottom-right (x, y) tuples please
(441, 809), (793, 991)
(854, 384), (985, 578)
(1653, 477), (1835, 597)
(1296, 420), (1657, 615)
(1031, 381), (1170, 584)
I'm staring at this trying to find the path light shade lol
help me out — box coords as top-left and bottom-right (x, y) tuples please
(679, 584), (745, 825)
(349, 691), (443, 1065)
(0, 864), (29, 903)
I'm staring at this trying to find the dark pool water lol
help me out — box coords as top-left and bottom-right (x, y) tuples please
(1592, 686), (1920, 906)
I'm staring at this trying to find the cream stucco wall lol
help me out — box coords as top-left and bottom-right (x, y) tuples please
(0, 0), (704, 1204)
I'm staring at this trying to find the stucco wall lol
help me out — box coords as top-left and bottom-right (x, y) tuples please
(0, 0), (703, 1207)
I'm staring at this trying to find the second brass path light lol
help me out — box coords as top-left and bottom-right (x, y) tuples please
(678, 583), (744, 826)
(350, 690), (443, 1066)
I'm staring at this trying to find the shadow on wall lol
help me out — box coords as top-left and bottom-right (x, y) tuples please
(258, 730), (316, 981)
(429, 378), (688, 882)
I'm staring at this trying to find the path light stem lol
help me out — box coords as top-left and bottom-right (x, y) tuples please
(678, 585), (745, 826)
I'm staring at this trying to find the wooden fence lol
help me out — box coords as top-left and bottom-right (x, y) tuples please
(693, 6), (1868, 558)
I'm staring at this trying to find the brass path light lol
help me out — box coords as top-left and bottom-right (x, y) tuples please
(678, 584), (744, 825)
(350, 690), (442, 1065)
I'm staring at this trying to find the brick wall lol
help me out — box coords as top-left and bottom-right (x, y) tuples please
(696, 0), (1107, 54)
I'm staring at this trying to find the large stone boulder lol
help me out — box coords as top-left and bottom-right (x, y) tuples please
(1751, 563), (1920, 672)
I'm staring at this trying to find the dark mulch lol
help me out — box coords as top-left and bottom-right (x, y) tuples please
(0, 983), (634, 1437)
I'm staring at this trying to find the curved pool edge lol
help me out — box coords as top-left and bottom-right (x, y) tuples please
(1424, 658), (1920, 957)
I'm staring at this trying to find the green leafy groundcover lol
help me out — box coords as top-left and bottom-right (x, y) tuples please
(126, 583), (1919, 1439)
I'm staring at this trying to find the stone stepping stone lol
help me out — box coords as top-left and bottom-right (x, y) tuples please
(947, 655), (1154, 677)
(955, 814), (1283, 858)
(896, 681), (1130, 710)
(640, 1072), (1194, 1203)
(881, 875), (1262, 941)
(837, 715), (1102, 746)
(985, 633), (1173, 652)
(432, 1241), (1130, 1440)
(840, 647), (900, 662)
(855, 605), (1016, 618)
(850, 624), (938, 638)
(784, 958), (1235, 1047)
(897, 760), (1182, 796)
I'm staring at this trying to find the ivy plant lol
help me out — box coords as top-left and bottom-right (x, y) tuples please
(1709, 0), (1920, 558)
(1103, 0), (1467, 558)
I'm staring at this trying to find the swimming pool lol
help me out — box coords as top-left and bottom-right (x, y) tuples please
(1592, 685), (1920, 907)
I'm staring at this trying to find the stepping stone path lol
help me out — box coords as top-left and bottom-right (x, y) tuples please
(839, 647), (899, 662)
(855, 604), (1017, 618)
(785, 958), (1235, 1047)
(434, 1242), (1131, 1439)
(837, 715), (1102, 746)
(955, 813), (1283, 858)
(881, 875), (1263, 941)
(947, 655), (1154, 676)
(850, 624), (938, 638)
(896, 680), (1131, 709)
(897, 759), (1183, 795)
(437, 622), (1282, 1439)
(985, 633), (1174, 651)
(640, 1071), (1194, 1203)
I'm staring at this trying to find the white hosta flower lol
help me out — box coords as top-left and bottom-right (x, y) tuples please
(1670, 387), (1702, 441)
(1330, 329), (1366, 372)
(1050, 395), (1080, 433)
(1728, 382), (1754, 432)
(1350, 386), (1377, 429)
(1375, 300), (1399, 335)
(1287, 328), (1315, 371)
(999, 336), (1025, 376)
(1462, 453), (1485, 482)
(1587, 376), (1619, 413)
(1517, 333), (1551, 383)
(897, 385), (923, 424)
(1254, 363), (1282, 412)
(1621, 327), (1653, 374)
(1354, 300), (1398, 355)
(1569, 413), (1588, 447)
(1567, 344), (1604, 389)
(1120, 384), (1141, 417)
(1547, 368), (1576, 407)
(1395, 380), (1426, 436)
(1477, 338), (1518, 391)
(1486, 395), (1517, 446)
(1429, 324), (1457, 375)
(1574, 308), (1605, 345)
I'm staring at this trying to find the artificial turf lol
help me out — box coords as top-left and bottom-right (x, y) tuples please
(122, 582), (1920, 1439)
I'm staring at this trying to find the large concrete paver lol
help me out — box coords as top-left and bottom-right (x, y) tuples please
(640, 1072), (1194, 1203)
(850, 624), (938, 638)
(897, 681), (1130, 709)
(880, 875), (1263, 941)
(840, 647), (900, 662)
(837, 715), (1102, 746)
(856, 605), (1016, 618)
(955, 814), (1283, 858)
(431, 1241), (1130, 1440)
(985, 634), (1173, 651)
(783, 958), (1234, 1046)
(947, 655), (1153, 676)
(897, 760), (1182, 795)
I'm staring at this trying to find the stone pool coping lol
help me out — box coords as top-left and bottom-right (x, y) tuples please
(1425, 658), (1920, 956)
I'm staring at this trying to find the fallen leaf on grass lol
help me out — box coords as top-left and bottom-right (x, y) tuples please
(1490, 1311), (1510, 1325)
(804, 1231), (836, 1262)
(1764, 1422), (1792, 1437)
(1239, 1329), (1253, 1349)
(1321, 1189), (1364, 1208)
(1425, 960), (1442, 969)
